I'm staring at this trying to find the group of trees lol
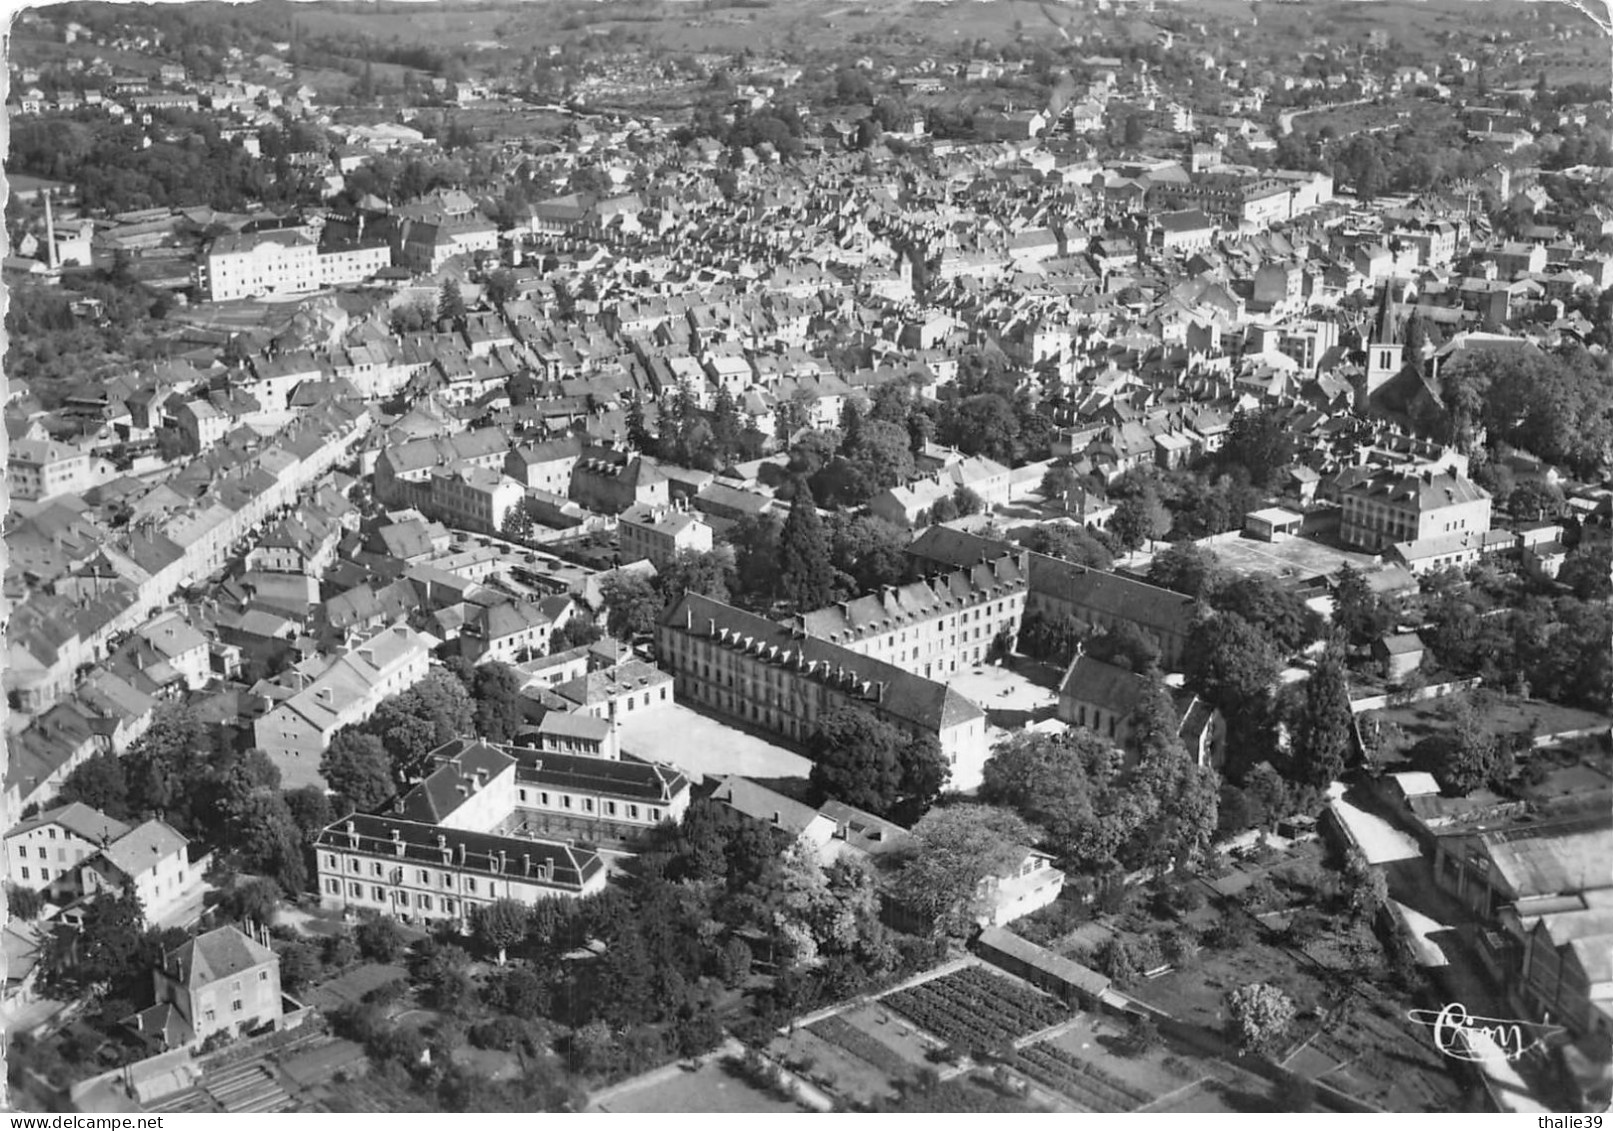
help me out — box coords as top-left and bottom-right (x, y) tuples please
(932, 346), (1057, 466)
(806, 705), (950, 825)
(1418, 571), (1611, 713)
(57, 704), (317, 893)
(10, 111), (311, 216)
(1438, 343), (1613, 480)
(321, 663), (528, 814)
(630, 380), (768, 473)
(978, 676), (1220, 883)
(592, 485), (921, 641)
(6, 273), (174, 409)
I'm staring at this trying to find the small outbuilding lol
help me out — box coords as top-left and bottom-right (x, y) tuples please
(1372, 631), (1427, 680)
(1244, 506), (1304, 542)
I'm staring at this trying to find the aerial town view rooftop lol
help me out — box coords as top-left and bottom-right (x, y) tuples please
(1, 0), (1610, 1115)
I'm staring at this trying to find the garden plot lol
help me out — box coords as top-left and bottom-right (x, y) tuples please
(879, 965), (1069, 1053)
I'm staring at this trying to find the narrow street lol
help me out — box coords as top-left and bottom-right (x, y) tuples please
(1335, 784), (1572, 1111)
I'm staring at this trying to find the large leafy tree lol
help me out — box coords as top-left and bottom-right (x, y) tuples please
(121, 703), (219, 828)
(777, 481), (835, 613)
(1227, 982), (1297, 1056)
(980, 730), (1107, 868)
(56, 753), (132, 820)
(807, 706), (948, 821)
(599, 570), (662, 640)
(1211, 575), (1324, 654)
(827, 513), (911, 594)
(229, 791), (308, 894)
(472, 899), (530, 965)
(726, 511), (783, 608)
(1109, 487), (1172, 551)
(283, 785), (334, 843)
(321, 730), (396, 813)
(1147, 544), (1225, 599)
(366, 669), (476, 782)
(1126, 676), (1220, 873)
(656, 547), (736, 604)
(1021, 522), (1113, 568)
(73, 889), (148, 989)
(1184, 613), (1281, 713)
(1559, 546), (1613, 602)
(1184, 613), (1282, 778)
(1413, 694), (1498, 796)
(471, 662), (527, 743)
(808, 707), (903, 815)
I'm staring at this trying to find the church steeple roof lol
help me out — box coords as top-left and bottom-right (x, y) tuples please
(1374, 281), (1400, 346)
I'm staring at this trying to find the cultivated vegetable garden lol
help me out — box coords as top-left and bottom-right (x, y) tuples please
(1010, 1042), (1152, 1112)
(881, 966), (1068, 1051)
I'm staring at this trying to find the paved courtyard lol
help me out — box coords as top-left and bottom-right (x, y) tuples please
(616, 702), (812, 785)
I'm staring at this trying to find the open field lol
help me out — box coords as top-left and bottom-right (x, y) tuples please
(279, 0), (1158, 58)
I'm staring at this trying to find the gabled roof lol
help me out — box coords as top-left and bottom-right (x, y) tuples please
(1058, 653), (1147, 717)
(7, 801), (130, 846)
(711, 776), (827, 838)
(397, 741), (516, 824)
(164, 925), (276, 989)
(1027, 555), (1198, 642)
(98, 819), (187, 878)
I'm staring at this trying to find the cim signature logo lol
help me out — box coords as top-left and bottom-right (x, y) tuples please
(1408, 1002), (1566, 1063)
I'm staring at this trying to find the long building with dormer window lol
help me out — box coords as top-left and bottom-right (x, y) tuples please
(313, 735), (688, 926)
(788, 551), (1029, 681)
(658, 593), (989, 769)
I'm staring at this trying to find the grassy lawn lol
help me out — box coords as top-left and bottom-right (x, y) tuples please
(302, 963), (408, 1013)
(1041, 1014), (1197, 1100)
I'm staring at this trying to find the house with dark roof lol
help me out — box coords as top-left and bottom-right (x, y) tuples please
(460, 598), (561, 666)
(1056, 653), (1225, 767)
(569, 451), (670, 515)
(1025, 556), (1197, 671)
(711, 777), (837, 850)
(128, 925), (285, 1051)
